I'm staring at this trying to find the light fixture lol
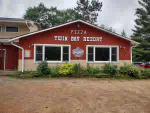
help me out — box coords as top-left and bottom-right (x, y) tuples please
(77, 23), (80, 28)
(120, 46), (126, 49)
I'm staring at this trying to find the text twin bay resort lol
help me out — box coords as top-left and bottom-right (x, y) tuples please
(54, 30), (103, 42)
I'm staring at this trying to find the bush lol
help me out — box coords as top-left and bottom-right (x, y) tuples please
(95, 73), (111, 78)
(31, 71), (41, 77)
(102, 63), (117, 75)
(58, 64), (74, 76)
(141, 69), (150, 78)
(37, 61), (50, 76)
(114, 73), (131, 79)
(84, 66), (100, 75)
(119, 65), (142, 79)
(73, 63), (82, 77)
(50, 66), (60, 77)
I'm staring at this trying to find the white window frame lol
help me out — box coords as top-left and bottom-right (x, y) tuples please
(86, 45), (119, 63)
(5, 26), (19, 33)
(34, 44), (71, 63)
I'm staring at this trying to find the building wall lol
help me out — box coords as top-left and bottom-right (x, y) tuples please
(18, 22), (132, 71)
(0, 45), (18, 70)
(0, 22), (40, 38)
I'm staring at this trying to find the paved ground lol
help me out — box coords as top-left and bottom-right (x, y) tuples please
(0, 77), (150, 113)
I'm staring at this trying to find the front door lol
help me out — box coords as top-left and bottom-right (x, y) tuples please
(0, 50), (6, 70)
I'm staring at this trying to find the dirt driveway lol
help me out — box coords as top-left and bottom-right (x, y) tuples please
(0, 77), (150, 113)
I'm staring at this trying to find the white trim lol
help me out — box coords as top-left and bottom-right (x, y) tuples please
(9, 20), (139, 44)
(34, 44), (71, 64)
(86, 45), (119, 64)
(11, 42), (24, 72)
(5, 26), (19, 33)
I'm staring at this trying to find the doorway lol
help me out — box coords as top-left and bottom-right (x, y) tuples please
(0, 49), (6, 70)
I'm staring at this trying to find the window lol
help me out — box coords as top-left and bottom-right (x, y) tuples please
(111, 47), (117, 62)
(0, 26), (2, 32)
(35, 45), (70, 63)
(35, 46), (43, 61)
(87, 46), (118, 63)
(63, 46), (69, 62)
(6, 26), (18, 32)
(45, 47), (61, 61)
(88, 47), (94, 61)
(95, 47), (110, 61)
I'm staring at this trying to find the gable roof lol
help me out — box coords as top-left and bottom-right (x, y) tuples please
(9, 20), (139, 44)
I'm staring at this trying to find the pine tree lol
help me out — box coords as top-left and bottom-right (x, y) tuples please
(121, 30), (127, 37)
(132, 0), (150, 62)
(75, 0), (102, 25)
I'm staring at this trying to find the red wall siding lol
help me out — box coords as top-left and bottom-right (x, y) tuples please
(19, 22), (131, 60)
(0, 45), (18, 70)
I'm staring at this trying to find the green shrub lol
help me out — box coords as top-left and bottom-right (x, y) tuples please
(84, 66), (100, 75)
(37, 61), (50, 76)
(50, 66), (60, 77)
(119, 65), (132, 75)
(31, 71), (41, 77)
(95, 73), (111, 78)
(141, 69), (150, 78)
(119, 65), (142, 79)
(73, 63), (82, 77)
(58, 64), (74, 76)
(114, 73), (131, 79)
(102, 63), (117, 75)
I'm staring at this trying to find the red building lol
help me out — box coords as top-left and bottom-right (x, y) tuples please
(1, 20), (138, 72)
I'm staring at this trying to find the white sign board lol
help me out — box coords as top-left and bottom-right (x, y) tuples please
(72, 47), (84, 58)
(25, 50), (31, 58)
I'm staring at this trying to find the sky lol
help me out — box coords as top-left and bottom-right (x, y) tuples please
(0, 0), (140, 37)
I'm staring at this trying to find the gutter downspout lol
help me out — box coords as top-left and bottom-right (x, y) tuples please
(11, 42), (24, 72)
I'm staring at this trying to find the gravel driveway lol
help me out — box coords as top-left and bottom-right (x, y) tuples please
(0, 76), (150, 113)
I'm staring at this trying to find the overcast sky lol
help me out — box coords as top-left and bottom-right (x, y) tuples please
(0, 0), (140, 37)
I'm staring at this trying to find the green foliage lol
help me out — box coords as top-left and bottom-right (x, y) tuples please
(95, 73), (111, 78)
(84, 66), (100, 75)
(73, 63), (82, 77)
(131, 0), (150, 62)
(119, 65), (142, 79)
(75, 0), (102, 25)
(121, 29), (127, 37)
(50, 66), (60, 77)
(31, 71), (41, 77)
(24, 3), (82, 29)
(58, 64), (74, 76)
(114, 74), (131, 79)
(102, 63), (117, 75)
(100, 24), (116, 33)
(37, 61), (50, 76)
(141, 69), (150, 77)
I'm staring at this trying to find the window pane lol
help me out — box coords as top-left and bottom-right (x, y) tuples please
(95, 48), (110, 61)
(36, 54), (43, 61)
(112, 55), (117, 62)
(36, 46), (43, 54)
(88, 47), (93, 53)
(63, 54), (69, 61)
(112, 47), (117, 55)
(88, 54), (94, 61)
(63, 47), (69, 53)
(6, 26), (18, 32)
(45, 47), (61, 61)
